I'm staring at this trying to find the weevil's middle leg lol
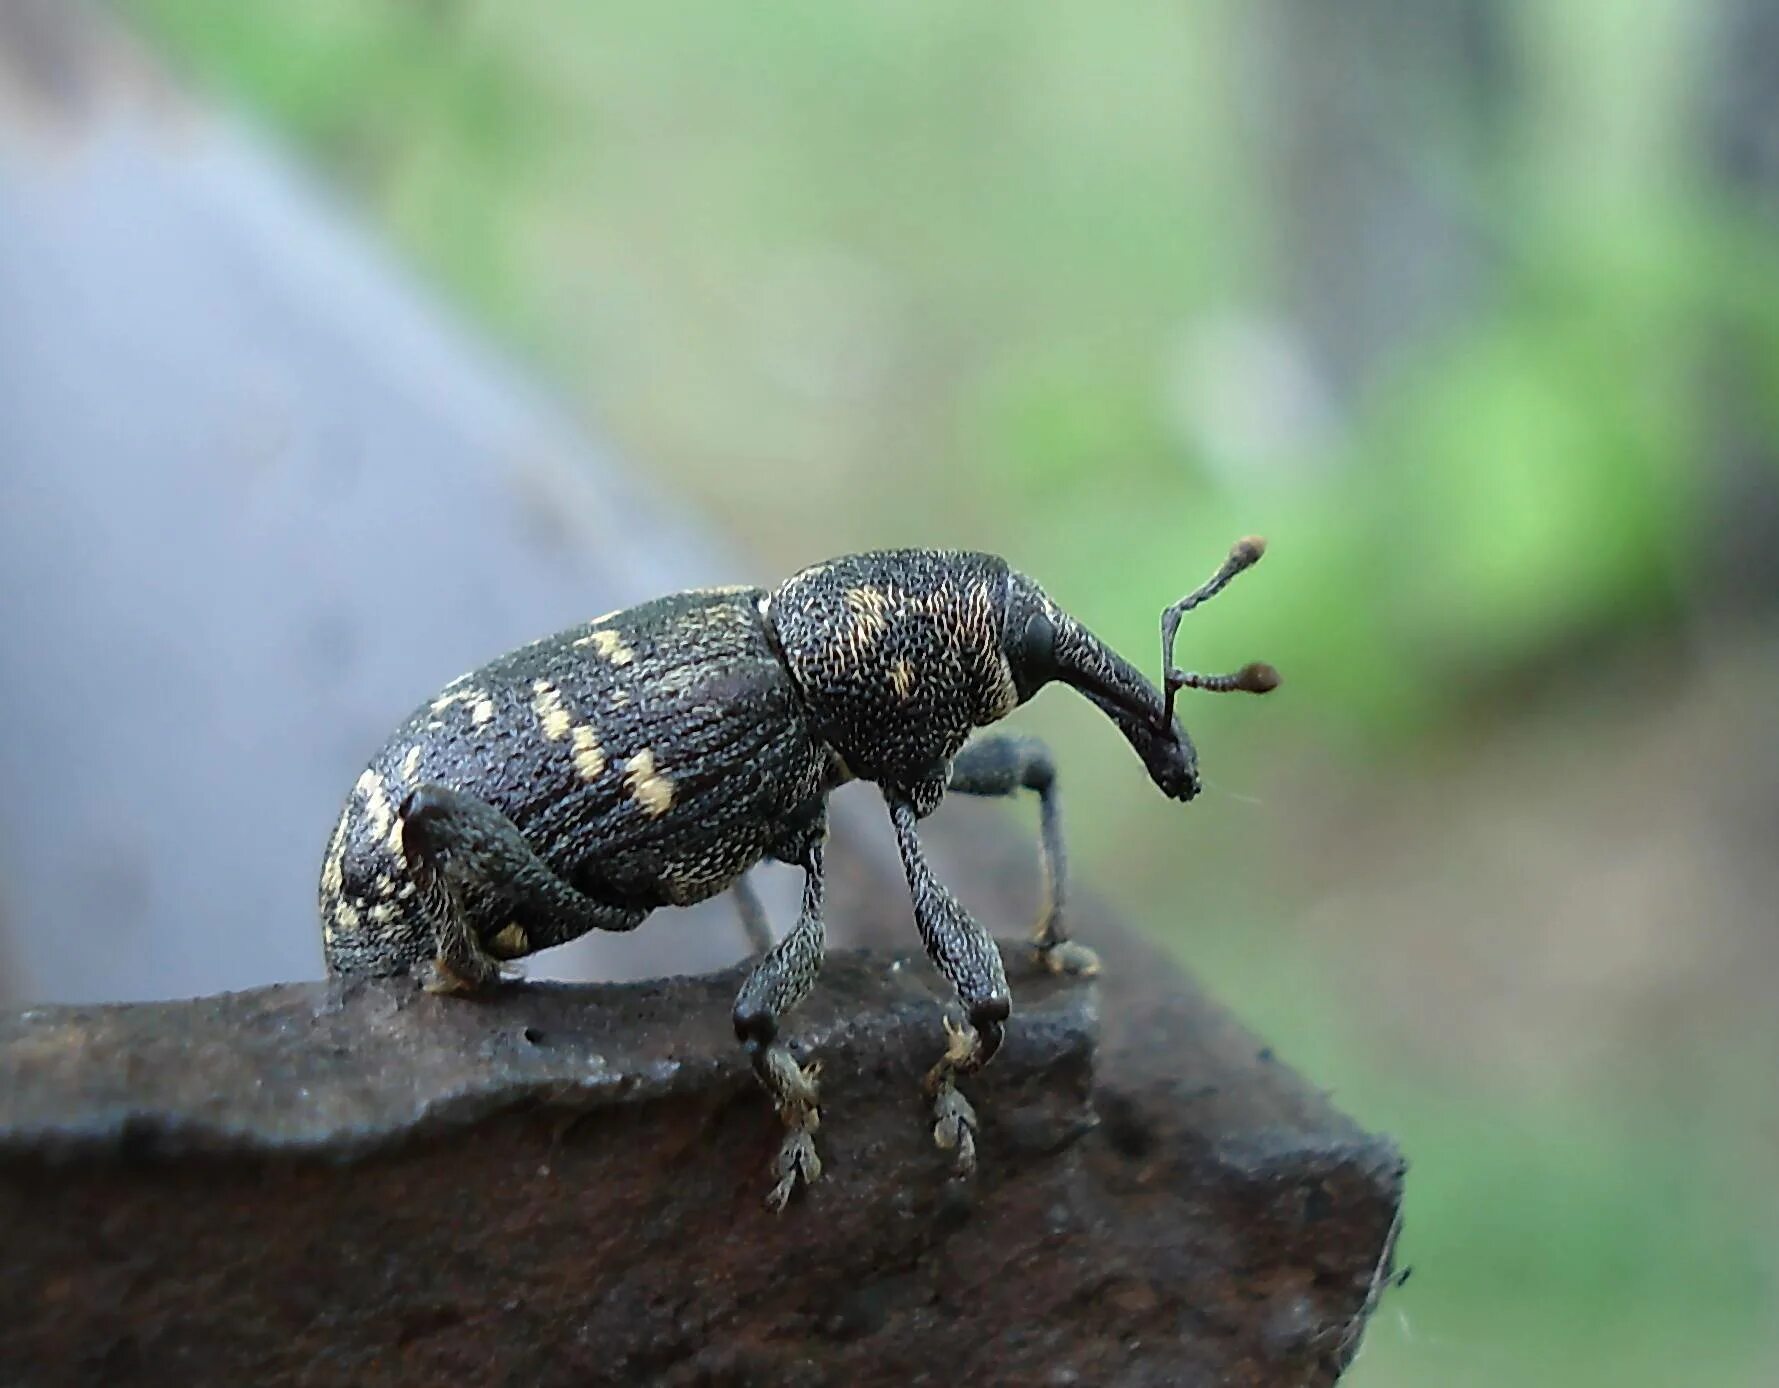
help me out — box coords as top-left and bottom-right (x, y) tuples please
(729, 872), (776, 956)
(887, 795), (1010, 1178)
(947, 734), (1099, 977)
(732, 838), (828, 1211)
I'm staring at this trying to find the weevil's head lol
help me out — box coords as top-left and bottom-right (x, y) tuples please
(999, 541), (1277, 804)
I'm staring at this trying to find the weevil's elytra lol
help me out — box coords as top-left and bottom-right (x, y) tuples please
(319, 542), (1278, 1208)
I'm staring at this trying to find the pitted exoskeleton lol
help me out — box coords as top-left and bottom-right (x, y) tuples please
(319, 540), (1278, 1207)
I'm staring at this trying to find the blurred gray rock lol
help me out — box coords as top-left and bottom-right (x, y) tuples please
(0, 5), (766, 1002)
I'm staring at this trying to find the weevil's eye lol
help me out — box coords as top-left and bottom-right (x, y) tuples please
(1019, 609), (1057, 683)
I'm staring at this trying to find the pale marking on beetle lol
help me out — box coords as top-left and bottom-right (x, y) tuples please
(531, 679), (573, 741)
(386, 814), (405, 856)
(889, 658), (916, 700)
(399, 745), (423, 784)
(624, 747), (675, 817)
(429, 685), (483, 715)
(471, 697), (496, 728)
(573, 627), (636, 666)
(373, 874), (398, 899)
(323, 923), (336, 946)
(989, 651), (1020, 720)
(844, 585), (889, 643)
(321, 818), (347, 897)
(490, 923), (528, 956)
(357, 769), (396, 845)
(368, 902), (397, 924)
(571, 723), (607, 782)
(611, 688), (633, 709)
(334, 901), (361, 931)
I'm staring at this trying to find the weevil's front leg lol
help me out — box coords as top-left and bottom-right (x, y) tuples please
(732, 838), (828, 1211)
(886, 795), (1011, 1179)
(947, 734), (1098, 978)
(400, 783), (646, 993)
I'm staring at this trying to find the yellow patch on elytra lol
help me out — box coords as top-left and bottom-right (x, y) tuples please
(429, 686), (482, 715)
(471, 697), (495, 727)
(373, 875), (398, 899)
(530, 679), (573, 741)
(571, 723), (606, 782)
(611, 688), (633, 709)
(368, 902), (397, 924)
(490, 923), (528, 957)
(334, 902), (361, 931)
(889, 658), (916, 700)
(321, 817), (347, 896)
(623, 748), (675, 817)
(357, 769), (396, 844)
(399, 745), (422, 784)
(323, 923), (336, 946)
(574, 627), (635, 666)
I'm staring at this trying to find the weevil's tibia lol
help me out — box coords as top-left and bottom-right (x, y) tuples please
(946, 734), (1099, 978)
(887, 796), (1009, 1177)
(732, 837), (829, 1210)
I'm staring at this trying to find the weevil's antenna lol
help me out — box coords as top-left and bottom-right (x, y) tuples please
(1159, 535), (1279, 730)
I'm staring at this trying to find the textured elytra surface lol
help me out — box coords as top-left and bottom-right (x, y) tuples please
(320, 587), (831, 975)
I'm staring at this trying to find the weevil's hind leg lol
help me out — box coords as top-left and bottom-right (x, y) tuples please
(400, 783), (647, 994)
(732, 836), (828, 1211)
(947, 734), (1098, 978)
(886, 795), (1011, 1179)
(730, 872), (776, 956)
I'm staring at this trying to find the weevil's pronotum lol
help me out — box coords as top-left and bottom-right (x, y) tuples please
(319, 539), (1278, 1208)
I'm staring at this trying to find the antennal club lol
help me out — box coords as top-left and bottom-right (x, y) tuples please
(1159, 535), (1279, 730)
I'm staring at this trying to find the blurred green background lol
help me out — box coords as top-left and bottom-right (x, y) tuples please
(118, 2), (1779, 1382)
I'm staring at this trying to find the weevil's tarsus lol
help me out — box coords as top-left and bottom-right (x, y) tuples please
(733, 837), (829, 1209)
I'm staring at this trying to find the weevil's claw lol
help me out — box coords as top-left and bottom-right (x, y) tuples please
(1037, 940), (1101, 978)
(765, 1122), (823, 1213)
(755, 1046), (823, 1211)
(420, 956), (485, 995)
(932, 1082), (979, 1178)
(938, 1013), (978, 1069)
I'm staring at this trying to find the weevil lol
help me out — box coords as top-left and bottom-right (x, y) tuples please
(319, 538), (1278, 1208)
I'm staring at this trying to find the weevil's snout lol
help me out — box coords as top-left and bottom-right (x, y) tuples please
(1146, 723), (1201, 802)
